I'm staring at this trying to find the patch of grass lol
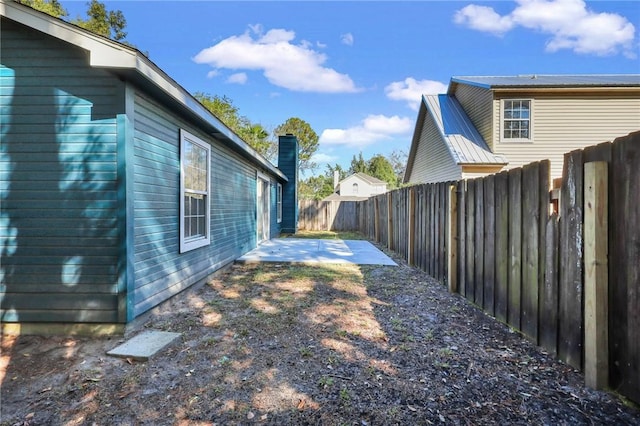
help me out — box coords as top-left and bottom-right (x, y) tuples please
(335, 329), (348, 339)
(299, 346), (313, 357)
(438, 347), (454, 357)
(339, 387), (351, 403)
(318, 375), (334, 388)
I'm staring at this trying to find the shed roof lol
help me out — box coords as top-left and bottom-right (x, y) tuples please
(450, 74), (640, 91)
(423, 95), (508, 165)
(1, 0), (287, 181)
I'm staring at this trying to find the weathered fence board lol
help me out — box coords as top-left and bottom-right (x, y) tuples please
(508, 168), (522, 330)
(494, 171), (509, 323)
(465, 180), (476, 302)
(609, 133), (640, 403)
(483, 175), (496, 316)
(541, 213), (559, 355)
(521, 162), (541, 343)
(558, 149), (584, 370)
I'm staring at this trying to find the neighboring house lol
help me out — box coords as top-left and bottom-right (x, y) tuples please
(324, 172), (387, 201)
(404, 74), (640, 184)
(0, 1), (298, 333)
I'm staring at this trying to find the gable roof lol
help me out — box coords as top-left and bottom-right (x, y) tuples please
(423, 94), (508, 165)
(449, 74), (640, 92)
(344, 172), (387, 186)
(1, 0), (287, 181)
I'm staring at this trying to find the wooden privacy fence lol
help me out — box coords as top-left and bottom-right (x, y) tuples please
(298, 199), (358, 231)
(353, 131), (639, 403)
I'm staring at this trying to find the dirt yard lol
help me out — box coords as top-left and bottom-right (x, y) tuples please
(1, 240), (638, 425)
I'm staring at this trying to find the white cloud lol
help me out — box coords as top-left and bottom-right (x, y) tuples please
(312, 152), (339, 164)
(227, 72), (248, 84)
(206, 70), (220, 79)
(341, 33), (354, 46)
(319, 114), (413, 148)
(385, 78), (448, 110)
(193, 26), (360, 93)
(454, 0), (636, 57)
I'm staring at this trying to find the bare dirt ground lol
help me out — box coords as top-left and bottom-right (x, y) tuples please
(1, 242), (638, 425)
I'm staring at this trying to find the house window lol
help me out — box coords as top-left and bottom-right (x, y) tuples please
(180, 130), (211, 253)
(352, 183), (359, 194)
(277, 183), (283, 223)
(502, 99), (532, 141)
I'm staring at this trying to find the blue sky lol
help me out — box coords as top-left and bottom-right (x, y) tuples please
(66, 1), (640, 175)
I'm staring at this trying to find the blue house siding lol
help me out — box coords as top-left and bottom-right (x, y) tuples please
(0, 19), (124, 323)
(131, 93), (260, 317)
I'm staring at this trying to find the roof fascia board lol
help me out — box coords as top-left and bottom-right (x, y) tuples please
(2, 0), (286, 181)
(403, 97), (428, 183)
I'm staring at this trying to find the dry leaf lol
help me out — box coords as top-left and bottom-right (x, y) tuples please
(246, 411), (255, 420)
(407, 405), (417, 412)
(297, 399), (306, 410)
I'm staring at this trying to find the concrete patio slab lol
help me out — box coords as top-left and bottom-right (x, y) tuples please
(237, 238), (397, 266)
(107, 330), (181, 361)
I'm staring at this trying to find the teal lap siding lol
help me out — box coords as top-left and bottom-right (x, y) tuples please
(0, 19), (124, 323)
(132, 94), (258, 317)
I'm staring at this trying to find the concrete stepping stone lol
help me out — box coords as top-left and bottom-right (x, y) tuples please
(107, 330), (181, 361)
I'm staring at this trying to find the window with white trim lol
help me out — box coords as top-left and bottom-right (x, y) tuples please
(502, 99), (532, 141)
(277, 183), (283, 223)
(352, 183), (359, 194)
(180, 130), (211, 253)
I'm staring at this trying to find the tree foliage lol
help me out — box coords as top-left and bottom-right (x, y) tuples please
(19, 0), (67, 18)
(72, 0), (127, 41)
(298, 164), (345, 200)
(348, 152), (401, 189)
(274, 117), (319, 174)
(194, 93), (273, 158)
(20, 0), (127, 41)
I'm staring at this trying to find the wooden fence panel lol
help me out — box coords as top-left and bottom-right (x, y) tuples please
(465, 180), (476, 302)
(484, 175), (496, 316)
(494, 172), (509, 323)
(439, 183), (448, 283)
(558, 149), (584, 370)
(609, 132), (640, 403)
(474, 180), (485, 307)
(457, 181), (466, 297)
(508, 168), (522, 330)
(541, 213), (559, 355)
(521, 162), (541, 343)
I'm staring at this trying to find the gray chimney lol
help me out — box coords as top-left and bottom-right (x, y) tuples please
(334, 170), (340, 193)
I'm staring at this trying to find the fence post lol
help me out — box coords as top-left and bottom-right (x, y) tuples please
(447, 184), (458, 293)
(387, 192), (394, 251)
(584, 161), (609, 390)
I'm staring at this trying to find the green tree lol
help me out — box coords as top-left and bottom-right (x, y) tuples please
(21, 0), (127, 41)
(194, 93), (273, 158)
(349, 152), (367, 174)
(388, 149), (408, 186)
(298, 164), (346, 200)
(72, 0), (127, 40)
(19, 0), (67, 17)
(367, 154), (398, 189)
(274, 118), (319, 174)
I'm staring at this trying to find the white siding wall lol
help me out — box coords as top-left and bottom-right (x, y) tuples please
(407, 110), (461, 184)
(340, 175), (384, 197)
(453, 84), (494, 150)
(492, 94), (640, 178)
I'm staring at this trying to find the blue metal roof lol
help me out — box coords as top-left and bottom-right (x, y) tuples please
(451, 74), (640, 89)
(423, 95), (508, 165)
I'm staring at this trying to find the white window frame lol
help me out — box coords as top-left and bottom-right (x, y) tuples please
(277, 183), (283, 223)
(500, 99), (533, 143)
(179, 129), (211, 253)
